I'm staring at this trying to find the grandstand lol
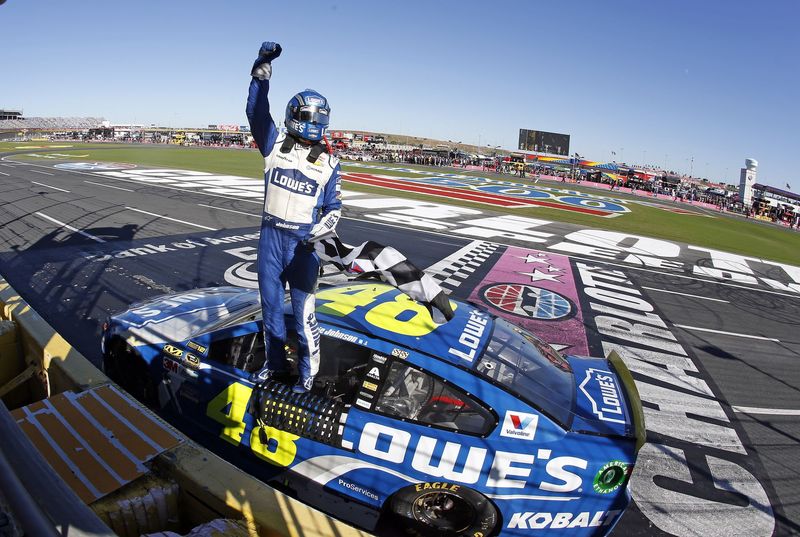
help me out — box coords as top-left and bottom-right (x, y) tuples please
(0, 109), (107, 133)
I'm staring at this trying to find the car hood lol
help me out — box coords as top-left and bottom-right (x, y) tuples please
(111, 286), (260, 345)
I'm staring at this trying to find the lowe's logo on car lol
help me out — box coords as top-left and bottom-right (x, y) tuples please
(447, 310), (489, 362)
(358, 422), (586, 491)
(579, 368), (625, 424)
(507, 510), (621, 530)
(269, 169), (317, 196)
(500, 411), (538, 440)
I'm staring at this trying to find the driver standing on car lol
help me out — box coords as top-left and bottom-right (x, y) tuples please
(246, 41), (342, 393)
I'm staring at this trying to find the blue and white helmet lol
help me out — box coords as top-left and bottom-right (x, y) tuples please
(284, 89), (330, 142)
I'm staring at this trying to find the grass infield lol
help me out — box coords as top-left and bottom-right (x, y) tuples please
(3, 141), (798, 266)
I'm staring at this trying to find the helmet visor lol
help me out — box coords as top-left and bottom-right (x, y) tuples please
(293, 105), (329, 126)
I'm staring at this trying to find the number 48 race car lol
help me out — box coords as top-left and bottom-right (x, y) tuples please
(101, 281), (645, 536)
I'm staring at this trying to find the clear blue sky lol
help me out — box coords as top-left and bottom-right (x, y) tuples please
(2, 0), (798, 187)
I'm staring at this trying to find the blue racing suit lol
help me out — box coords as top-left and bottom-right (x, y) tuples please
(246, 55), (342, 382)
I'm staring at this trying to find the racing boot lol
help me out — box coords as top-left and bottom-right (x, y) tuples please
(292, 375), (315, 394)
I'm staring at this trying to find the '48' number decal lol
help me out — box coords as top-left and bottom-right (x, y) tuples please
(205, 382), (299, 467)
(316, 284), (454, 337)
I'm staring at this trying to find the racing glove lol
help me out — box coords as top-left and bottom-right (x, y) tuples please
(251, 41), (282, 80)
(306, 210), (341, 243)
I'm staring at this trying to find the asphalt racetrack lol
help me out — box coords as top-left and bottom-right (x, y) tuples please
(1, 153), (799, 536)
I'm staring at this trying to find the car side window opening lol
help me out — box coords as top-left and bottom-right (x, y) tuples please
(208, 331), (266, 374)
(375, 361), (494, 435)
(316, 335), (373, 402)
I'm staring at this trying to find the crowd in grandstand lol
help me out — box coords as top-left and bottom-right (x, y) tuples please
(8, 117), (794, 226)
(0, 116), (106, 130)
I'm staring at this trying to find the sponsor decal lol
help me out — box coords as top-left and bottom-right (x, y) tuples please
(355, 398), (371, 409)
(371, 353), (387, 364)
(337, 478), (379, 501)
(391, 348), (409, 359)
(366, 367), (381, 380)
(362, 380), (378, 392)
(578, 368), (625, 424)
(269, 168), (317, 196)
(507, 510), (621, 530)
(81, 233), (260, 263)
(483, 284), (573, 320)
(187, 341), (207, 355)
(184, 353), (200, 368)
(357, 422), (586, 491)
(447, 309), (489, 363)
(414, 482), (461, 492)
(163, 357), (180, 373)
(593, 461), (630, 494)
(469, 246), (589, 355)
(499, 410), (539, 441)
(162, 344), (183, 358)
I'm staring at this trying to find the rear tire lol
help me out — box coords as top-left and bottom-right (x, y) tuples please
(389, 483), (498, 537)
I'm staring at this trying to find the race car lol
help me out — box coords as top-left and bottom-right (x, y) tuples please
(101, 281), (645, 536)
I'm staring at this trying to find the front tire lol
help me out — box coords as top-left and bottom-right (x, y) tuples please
(389, 483), (498, 537)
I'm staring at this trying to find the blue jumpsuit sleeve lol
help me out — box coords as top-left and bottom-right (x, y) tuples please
(246, 77), (279, 157)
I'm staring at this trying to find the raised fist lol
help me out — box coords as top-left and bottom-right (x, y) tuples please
(258, 41), (282, 62)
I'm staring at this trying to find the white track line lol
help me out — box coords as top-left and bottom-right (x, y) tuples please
(6, 154), (800, 302)
(31, 181), (70, 193)
(125, 206), (218, 231)
(732, 406), (800, 416)
(30, 169), (54, 176)
(197, 203), (259, 217)
(84, 180), (134, 192)
(672, 324), (780, 342)
(34, 212), (106, 243)
(641, 286), (730, 303)
(0, 171), (8, 176)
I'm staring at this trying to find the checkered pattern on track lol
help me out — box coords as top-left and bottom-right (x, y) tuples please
(431, 241), (498, 292)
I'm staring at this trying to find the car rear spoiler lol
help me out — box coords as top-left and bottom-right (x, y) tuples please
(607, 350), (646, 452)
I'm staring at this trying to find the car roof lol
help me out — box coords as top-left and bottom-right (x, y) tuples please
(315, 282), (492, 370)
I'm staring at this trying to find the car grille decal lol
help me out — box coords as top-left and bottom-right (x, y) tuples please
(254, 382), (346, 446)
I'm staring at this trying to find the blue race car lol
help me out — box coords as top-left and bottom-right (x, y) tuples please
(101, 281), (644, 536)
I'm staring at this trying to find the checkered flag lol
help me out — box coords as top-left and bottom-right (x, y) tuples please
(313, 236), (455, 322)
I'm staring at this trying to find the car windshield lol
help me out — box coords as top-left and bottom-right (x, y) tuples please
(475, 317), (575, 427)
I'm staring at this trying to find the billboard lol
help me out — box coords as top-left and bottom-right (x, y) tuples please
(518, 129), (570, 156)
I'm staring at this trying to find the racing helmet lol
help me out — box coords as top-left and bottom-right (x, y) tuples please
(284, 89), (330, 142)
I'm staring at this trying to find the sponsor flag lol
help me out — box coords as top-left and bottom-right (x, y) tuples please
(786, 182), (792, 190)
(611, 151), (616, 156)
(314, 235), (454, 322)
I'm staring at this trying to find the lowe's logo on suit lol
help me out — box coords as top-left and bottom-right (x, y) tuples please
(269, 169), (318, 196)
